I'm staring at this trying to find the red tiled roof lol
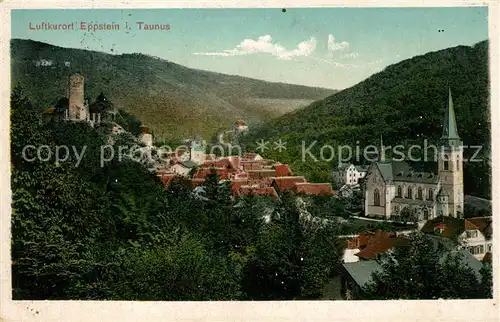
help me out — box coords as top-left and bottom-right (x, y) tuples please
(190, 179), (206, 188)
(235, 186), (279, 200)
(231, 180), (249, 191)
(271, 176), (307, 192)
(228, 156), (241, 171)
(246, 169), (277, 179)
(274, 164), (293, 177)
(233, 172), (248, 179)
(420, 216), (464, 239)
(241, 160), (265, 171)
(193, 168), (230, 180)
(156, 168), (173, 174)
(355, 235), (408, 260)
(294, 182), (334, 196)
(157, 174), (176, 188)
(202, 158), (232, 169)
(347, 230), (395, 250)
(243, 153), (258, 160)
(466, 217), (492, 234)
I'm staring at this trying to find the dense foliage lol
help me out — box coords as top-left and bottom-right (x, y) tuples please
(363, 232), (492, 299)
(242, 41), (490, 199)
(11, 88), (342, 300)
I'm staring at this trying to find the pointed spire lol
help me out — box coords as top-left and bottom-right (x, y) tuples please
(379, 135), (385, 162)
(441, 87), (460, 140)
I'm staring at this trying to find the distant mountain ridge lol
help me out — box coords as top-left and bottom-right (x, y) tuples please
(10, 39), (337, 141)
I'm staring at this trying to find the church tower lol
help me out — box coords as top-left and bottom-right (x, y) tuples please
(438, 88), (464, 217)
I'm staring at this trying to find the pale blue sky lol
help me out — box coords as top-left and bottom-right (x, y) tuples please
(12, 8), (488, 89)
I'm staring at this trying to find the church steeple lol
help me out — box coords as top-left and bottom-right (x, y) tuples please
(440, 88), (461, 147)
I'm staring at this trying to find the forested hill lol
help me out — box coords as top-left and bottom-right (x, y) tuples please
(10, 39), (336, 141)
(243, 40), (490, 199)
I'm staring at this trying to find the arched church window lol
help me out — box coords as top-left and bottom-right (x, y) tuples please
(423, 209), (429, 220)
(406, 186), (413, 199)
(427, 188), (433, 200)
(444, 154), (449, 171)
(456, 155), (460, 171)
(417, 187), (423, 200)
(374, 188), (380, 206)
(397, 186), (402, 197)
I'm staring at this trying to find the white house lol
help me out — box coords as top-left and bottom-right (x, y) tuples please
(337, 164), (368, 186)
(171, 160), (197, 177)
(421, 216), (493, 260)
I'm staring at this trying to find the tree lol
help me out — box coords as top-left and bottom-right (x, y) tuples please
(363, 232), (491, 299)
(241, 192), (341, 300)
(399, 206), (418, 224)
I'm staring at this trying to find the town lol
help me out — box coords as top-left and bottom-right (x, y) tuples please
(37, 72), (493, 300)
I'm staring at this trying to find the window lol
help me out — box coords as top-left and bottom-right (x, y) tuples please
(435, 227), (444, 234)
(456, 156), (460, 171)
(417, 187), (423, 200)
(374, 188), (380, 206)
(466, 230), (478, 239)
(406, 186), (413, 199)
(423, 209), (429, 220)
(487, 244), (492, 252)
(443, 154), (449, 171)
(427, 188), (434, 201)
(397, 186), (402, 197)
(467, 246), (484, 255)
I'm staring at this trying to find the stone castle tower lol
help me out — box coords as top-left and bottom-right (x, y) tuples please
(437, 88), (464, 217)
(67, 73), (88, 121)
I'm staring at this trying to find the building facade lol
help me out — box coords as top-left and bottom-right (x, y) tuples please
(364, 89), (464, 220)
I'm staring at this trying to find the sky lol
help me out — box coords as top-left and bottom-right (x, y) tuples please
(11, 7), (488, 89)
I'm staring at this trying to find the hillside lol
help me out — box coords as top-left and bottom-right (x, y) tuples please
(10, 39), (336, 141)
(243, 40), (490, 199)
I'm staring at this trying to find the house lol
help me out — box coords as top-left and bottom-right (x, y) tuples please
(193, 168), (230, 180)
(233, 186), (280, 200)
(243, 153), (263, 161)
(340, 231), (484, 300)
(345, 230), (409, 261)
(233, 119), (249, 133)
(171, 160), (197, 176)
(293, 182), (335, 196)
(332, 163), (368, 186)
(364, 89), (464, 220)
(341, 260), (383, 300)
(274, 164), (293, 177)
(157, 173), (176, 188)
(343, 164), (369, 186)
(241, 160), (266, 171)
(270, 176), (307, 195)
(246, 169), (277, 180)
(420, 216), (493, 260)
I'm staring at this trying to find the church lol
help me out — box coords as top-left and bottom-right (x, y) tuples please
(364, 89), (464, 220)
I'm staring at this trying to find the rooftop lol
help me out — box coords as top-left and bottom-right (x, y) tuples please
(342, 260), (382, 288)
(371, 161), (439, 184)
(294, 182), (334, 196)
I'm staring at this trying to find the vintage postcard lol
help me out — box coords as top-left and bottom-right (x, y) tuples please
(0, 0), (499, 321)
